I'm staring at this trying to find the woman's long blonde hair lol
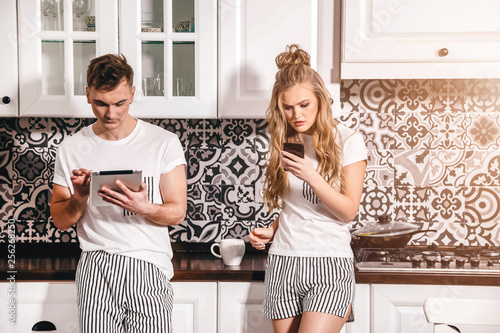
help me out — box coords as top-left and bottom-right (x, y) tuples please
(264, 44), (343, 211)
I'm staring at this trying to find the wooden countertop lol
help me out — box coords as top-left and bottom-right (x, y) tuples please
(2, 245), (499, 286)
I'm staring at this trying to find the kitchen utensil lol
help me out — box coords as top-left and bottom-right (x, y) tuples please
(351, 215), (436, 248)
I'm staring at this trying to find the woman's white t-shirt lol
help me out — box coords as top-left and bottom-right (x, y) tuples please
(269, 124), (367, 258)
(53, 119), (186, 279)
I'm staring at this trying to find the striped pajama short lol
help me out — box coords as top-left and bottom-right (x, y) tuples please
(76, 250), (173, 333)
(263, 254), (355, 322)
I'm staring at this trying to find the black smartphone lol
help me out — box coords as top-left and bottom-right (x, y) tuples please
(283, 143), (304, 171)
(283, 142), (304, 159)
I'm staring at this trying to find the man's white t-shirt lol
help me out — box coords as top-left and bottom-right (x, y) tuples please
(53, 119), (186, 279)
(269, 124), (367, 258)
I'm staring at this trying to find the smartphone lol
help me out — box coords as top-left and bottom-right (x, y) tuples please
(283, 142), (304, 159)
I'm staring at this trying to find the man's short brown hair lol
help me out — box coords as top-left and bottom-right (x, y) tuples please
(87, 54), (134, 91)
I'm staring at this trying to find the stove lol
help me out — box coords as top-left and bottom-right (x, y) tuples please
(353, 245), (500, 275)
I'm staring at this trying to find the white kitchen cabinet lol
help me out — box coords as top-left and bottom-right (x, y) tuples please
(171, 282), (217, 333)
(17, 0), (216, 118)
(0, 282), (79, 333)
(219, 0), (342, 118)
(18, 0), (118, 117)
(0, 0), (19, 117)
(342, 0), (500, 79)
(372, 284), (500, 333)
(217, 282), (370, 333)
(0, 281), (217, 333)
(121, 0), (217, 118)
(344, 283), (370, 333)
(218, 282), (273, 333)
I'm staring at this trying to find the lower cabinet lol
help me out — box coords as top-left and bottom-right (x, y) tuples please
(218, 282), (273, 333)
(345, 283), (371, 333)
(218, 282), (370, 333)
(171, 282), (217, 333)
(0, 281), (217, 333)
(0, 282), (79, 333)
(4, 281), (499, 332)
(372, 284), (500, 333)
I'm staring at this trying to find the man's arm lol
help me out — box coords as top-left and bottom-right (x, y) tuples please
(142, 164), (187, 226)
(50, 169), (91, 231)
(99, 164), (187, 226)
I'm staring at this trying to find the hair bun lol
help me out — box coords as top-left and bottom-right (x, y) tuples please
(275, 44), (311, 70)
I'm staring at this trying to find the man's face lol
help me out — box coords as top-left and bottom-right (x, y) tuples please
(86, 79), (135, 131)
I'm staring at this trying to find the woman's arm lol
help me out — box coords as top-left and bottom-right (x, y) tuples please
(306, 160), (366, 223)
(282, 151), (366, 224)
(249, 215), (280, 249)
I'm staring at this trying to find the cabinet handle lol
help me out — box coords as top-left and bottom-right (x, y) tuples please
(32, 320), (57, 331)
(2, 96), (11, 104)
(438, 48), (449, 57)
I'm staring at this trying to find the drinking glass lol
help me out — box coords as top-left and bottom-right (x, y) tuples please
(142, 77), (155, 96)
(175, 77), (186, 96)
(46, 0), (64, 30)
(73, 0), (91, 31)
(41, 0), (51, 30)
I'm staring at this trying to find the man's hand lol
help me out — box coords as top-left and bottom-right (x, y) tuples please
(70, 168), (91, 200)
(98, 180), (152, 215)
(97, 165), (187, 226)
(50, 168), (91, 231)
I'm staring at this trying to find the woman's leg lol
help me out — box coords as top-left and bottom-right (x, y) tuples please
(272, 315), (302, 333)
(297, 304), (352, 333)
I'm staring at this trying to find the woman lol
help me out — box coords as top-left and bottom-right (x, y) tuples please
(249, 45), (367, 333)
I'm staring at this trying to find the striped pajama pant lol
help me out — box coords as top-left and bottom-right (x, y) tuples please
(76, 250), (173, 333)
(263, 254), (355, 322)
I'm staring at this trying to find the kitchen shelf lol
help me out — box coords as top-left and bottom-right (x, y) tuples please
(142, 41), (195, 45)
(42, 40), (96, 44)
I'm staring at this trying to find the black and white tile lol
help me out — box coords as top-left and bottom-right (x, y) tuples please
(1, 79), (500, 246)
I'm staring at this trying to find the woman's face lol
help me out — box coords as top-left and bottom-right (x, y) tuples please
(281, 82), (319, 136)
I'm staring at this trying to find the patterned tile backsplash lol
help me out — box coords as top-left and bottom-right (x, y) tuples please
(1, 79), (499, 246)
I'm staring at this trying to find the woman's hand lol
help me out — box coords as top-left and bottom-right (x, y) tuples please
(249, 227), (275, 250)
(281, 151), (318, 184)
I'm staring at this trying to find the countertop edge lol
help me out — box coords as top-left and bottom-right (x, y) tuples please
(3, 271), (500, 286)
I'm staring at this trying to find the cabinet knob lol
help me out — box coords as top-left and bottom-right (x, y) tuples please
(438, 48), (449, 57)
(32, 320), (57, 331)
(2, 96), (11, 104)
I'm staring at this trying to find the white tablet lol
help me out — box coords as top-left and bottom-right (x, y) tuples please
(89, 170), (142, 206)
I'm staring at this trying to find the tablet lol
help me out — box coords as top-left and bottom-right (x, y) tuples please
(89, 170), (142, 206)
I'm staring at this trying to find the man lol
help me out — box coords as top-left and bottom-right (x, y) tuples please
(50, 54), (187, 332)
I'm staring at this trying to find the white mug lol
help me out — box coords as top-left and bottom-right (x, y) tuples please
(210, 239), (246, 266)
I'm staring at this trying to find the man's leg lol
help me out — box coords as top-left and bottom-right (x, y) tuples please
(123, 258), (173, 333)
(76, 251), (126, 333)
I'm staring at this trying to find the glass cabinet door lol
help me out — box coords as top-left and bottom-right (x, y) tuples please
(120, 0), (217, 118)
(18, 0), (118, 117)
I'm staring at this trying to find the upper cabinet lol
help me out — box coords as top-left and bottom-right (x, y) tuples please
(0, 0), (19, 117)
(342, 0), (500, 79)
(18, 0), (118, 117)
(17, 0), (216, 118)
(121, 0), (217, 118)
(219, 0), (342, 118)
